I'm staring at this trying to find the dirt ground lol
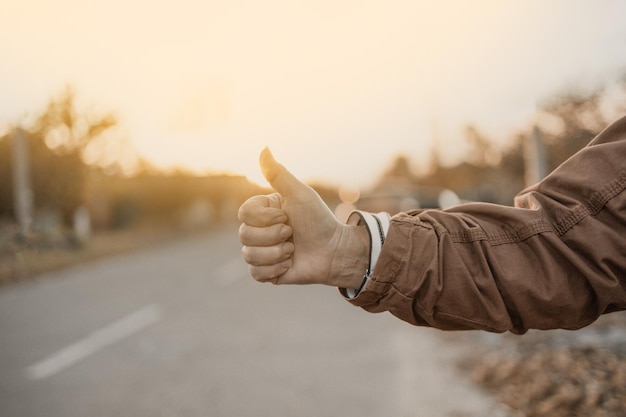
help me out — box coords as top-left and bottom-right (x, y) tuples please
(454, 312), (626, 417)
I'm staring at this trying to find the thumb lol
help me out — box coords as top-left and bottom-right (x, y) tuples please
(260, 147), (309, 196)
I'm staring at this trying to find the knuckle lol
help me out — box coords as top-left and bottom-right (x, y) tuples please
(242, 243), (292, 267)
(238, 223), (247, 242)
(241, 246), (257, 264)
(237, 195), (268, 223)
(248, 265), (264, 281)
(248, 265), (274, 283)
(248, 262), (290, 284)
(282, 242), (295, 258)
(237, 199), (255, 222)
(238, 223), (256, 245)
(237, 204), (246, 223)
(240, 224), (287, 247)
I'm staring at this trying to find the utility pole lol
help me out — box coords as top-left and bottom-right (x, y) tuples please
(12, 128), (34, 238)
(524, 125), (548, 188)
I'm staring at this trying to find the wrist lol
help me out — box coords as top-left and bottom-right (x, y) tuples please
(329, 224), (371, 289)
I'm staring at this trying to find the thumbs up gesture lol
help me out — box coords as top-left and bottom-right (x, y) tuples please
(238, 148), (369, 288)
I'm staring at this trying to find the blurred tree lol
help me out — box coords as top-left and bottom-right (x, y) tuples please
(383, 155), (417, 182)
(538, 87), (617, 170)
(33, 86), (119, 165)
(0, 133), (13, 219)
(409, 74), (626, 205)
(464, 125), (501, 167)
(0, 86), (121, 226)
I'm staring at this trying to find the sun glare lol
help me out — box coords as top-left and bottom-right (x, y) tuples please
(3, 0), (626, 187)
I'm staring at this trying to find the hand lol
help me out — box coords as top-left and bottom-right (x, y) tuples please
(238, 148), (370, 287)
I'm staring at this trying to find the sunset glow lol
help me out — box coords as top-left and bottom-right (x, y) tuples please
(2, 0), (626, 187)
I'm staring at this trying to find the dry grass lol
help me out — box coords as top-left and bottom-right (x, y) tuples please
(453, 312), (626, 417)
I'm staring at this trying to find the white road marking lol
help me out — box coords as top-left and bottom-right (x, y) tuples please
(25, 304), (162, 381)
(214, 257), (247, 286)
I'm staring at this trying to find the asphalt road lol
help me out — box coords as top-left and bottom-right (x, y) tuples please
(0, 227), (506, 417)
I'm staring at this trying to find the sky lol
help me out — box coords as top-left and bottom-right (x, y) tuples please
(1, 0), (626, 188)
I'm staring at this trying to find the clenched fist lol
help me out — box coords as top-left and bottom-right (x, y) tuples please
(238, 148), (369, 288)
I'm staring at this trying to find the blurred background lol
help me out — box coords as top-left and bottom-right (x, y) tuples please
(1, 1), (626, 416)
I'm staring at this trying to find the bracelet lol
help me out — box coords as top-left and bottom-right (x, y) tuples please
(345, 210), (391, 298)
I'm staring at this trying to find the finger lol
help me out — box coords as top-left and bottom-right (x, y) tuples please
(260, 147), (311, 197)
(238, 194), (287, 227)
(239, 223), (292, 247)
(248, 261), (292, 284)
(241, 241), (295, 266)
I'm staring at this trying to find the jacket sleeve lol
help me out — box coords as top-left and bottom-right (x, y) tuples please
(347, 116), (626, 334)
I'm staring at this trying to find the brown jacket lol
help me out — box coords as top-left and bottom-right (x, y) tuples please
(348, 116), (626, 334)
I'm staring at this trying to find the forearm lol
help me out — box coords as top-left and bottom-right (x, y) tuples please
(349, 203), (625, 333)
(344, 116), (626, 333)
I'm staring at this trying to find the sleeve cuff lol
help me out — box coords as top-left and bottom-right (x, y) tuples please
(342, 210), (391, 299)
